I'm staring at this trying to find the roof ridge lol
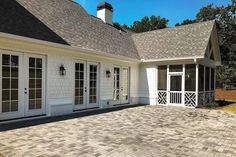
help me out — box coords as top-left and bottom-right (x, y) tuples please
(132, 20), (216, 36)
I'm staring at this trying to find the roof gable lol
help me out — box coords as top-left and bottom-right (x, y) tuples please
(132, 20), (216, 60)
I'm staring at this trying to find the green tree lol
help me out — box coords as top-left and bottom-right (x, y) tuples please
(175, 19), (197, 26)
(130, 16), (169, 33)
(196, 4), (220, 21)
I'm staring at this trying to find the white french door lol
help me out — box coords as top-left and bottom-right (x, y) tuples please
(74, 60), (99, 110)
(113, 66), (129, 105)
(0, 52), (46, 121)
(24, 54), (46, 117)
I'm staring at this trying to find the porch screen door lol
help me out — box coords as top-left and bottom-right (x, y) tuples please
(169, 75), (182, 105)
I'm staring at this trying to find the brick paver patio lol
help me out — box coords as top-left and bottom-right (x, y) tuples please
(0, 105), (236, 157)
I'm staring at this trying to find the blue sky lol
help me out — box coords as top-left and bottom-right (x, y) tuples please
(75, 0), (231, 27)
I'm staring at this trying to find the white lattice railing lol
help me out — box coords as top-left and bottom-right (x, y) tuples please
(157, 90), (167, 105)
(184, 91), (197, 107)
(170, 91), (182, 104)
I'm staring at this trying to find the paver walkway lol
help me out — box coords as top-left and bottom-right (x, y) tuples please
(0, 105), (236, 157)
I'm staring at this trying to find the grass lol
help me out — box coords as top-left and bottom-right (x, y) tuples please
(215, 99), (236, 113)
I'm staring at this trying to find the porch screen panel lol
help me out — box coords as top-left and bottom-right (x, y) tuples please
(205, 67), (210, 91)
(185, 64), (196, 91)
(169, 65), (183, 72)
(198, 65), (204, 91)
(158, 66), (167, 90)
(1, 54), (19, 113)
(211, 68), (215, 90)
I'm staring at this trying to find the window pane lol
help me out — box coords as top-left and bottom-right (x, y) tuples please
(11, 67), (18, 77)
(29, 79), (35, 89)
(11, 90), (18, 100)
(36, 79), (42, 88)
(11, 55), (18, 66)
(211, 69), (215, 90)
(11, 79), (18, 89)
(199, 65), (204, 91)
(36, 89), (42, 99)
(170, 76), (182, 91)
(2, 78), (10, 89)
(169, 65), (183, 72)
(11, 101), (18, 112)
(80, 64), (84, 71)
(29, 100), (35, 110)
(205, 67), (210, 91)
(158, 66), (167, 90)
(29, 58), (36, 67)
(185, 64), (196, 91)
(36, 69), (42, 78)
(29, 90), (35, 99)
(36, 59), (42, 68)
(2, 67), (10, 77)
(2, 101), (10, 113)
(2, 55), (10, 66)
(29, 69), (36, 78)
(36, 99), (42, 109)
(2, 90), (10, 101)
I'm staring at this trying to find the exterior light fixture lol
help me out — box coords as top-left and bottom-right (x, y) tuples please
(106, 70), (111, 78)
(59, 64), (66, 76)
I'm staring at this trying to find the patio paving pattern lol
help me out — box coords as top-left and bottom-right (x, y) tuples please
(0, 105), (236, 157)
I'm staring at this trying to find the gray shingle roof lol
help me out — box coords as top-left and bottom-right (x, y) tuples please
(12, 0), (140, 59)
(132, 20), (215, 60)
(0, 0), (216, 61)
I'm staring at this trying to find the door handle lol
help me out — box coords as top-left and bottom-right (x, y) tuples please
(24, 88), (27, 94)
(85, 87), (87, 93)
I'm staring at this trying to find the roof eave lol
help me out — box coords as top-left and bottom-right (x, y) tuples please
(0, 32), (141, 63)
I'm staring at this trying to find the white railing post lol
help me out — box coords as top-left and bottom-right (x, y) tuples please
(203, 65), (206, 105)
(167, 65), (170, 105)
(196, 64), (199, 107)
(182, 64), (185, 106)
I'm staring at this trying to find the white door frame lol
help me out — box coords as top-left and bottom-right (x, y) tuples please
(24, 54), (46, 117)
(113, 66), (130, 105)
(74, 60), (99, 110)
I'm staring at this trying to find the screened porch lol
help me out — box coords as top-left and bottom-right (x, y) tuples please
(157, 64), (215, 107)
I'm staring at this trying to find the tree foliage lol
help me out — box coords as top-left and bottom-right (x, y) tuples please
(122, 16), (168, 33)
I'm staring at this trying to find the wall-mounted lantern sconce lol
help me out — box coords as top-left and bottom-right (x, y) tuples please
(59, 64), (66, 76)
(106, 70), (111, 78)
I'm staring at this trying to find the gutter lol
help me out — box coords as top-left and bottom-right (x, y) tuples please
(141, 56), (204, 63)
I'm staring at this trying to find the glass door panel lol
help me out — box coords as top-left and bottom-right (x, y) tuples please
(113, 67), (120, 104)
(87, 63), (98, 108)
(25, 55), (45, 117)
(74, 61), (86, 110)
(1, 54), (19, 113)
(121, 67), (129, 104)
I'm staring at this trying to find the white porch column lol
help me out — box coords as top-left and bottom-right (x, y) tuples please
(182, 64), (185, 106)
(196, 64), (199, 107)
(167, 65), (170, 105)
(203, 65), (206, 105)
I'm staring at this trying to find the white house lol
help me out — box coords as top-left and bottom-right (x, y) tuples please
(0, 0), (221, 121)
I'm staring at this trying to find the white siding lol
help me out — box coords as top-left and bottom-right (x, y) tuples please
(139, 63), (157, 105)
